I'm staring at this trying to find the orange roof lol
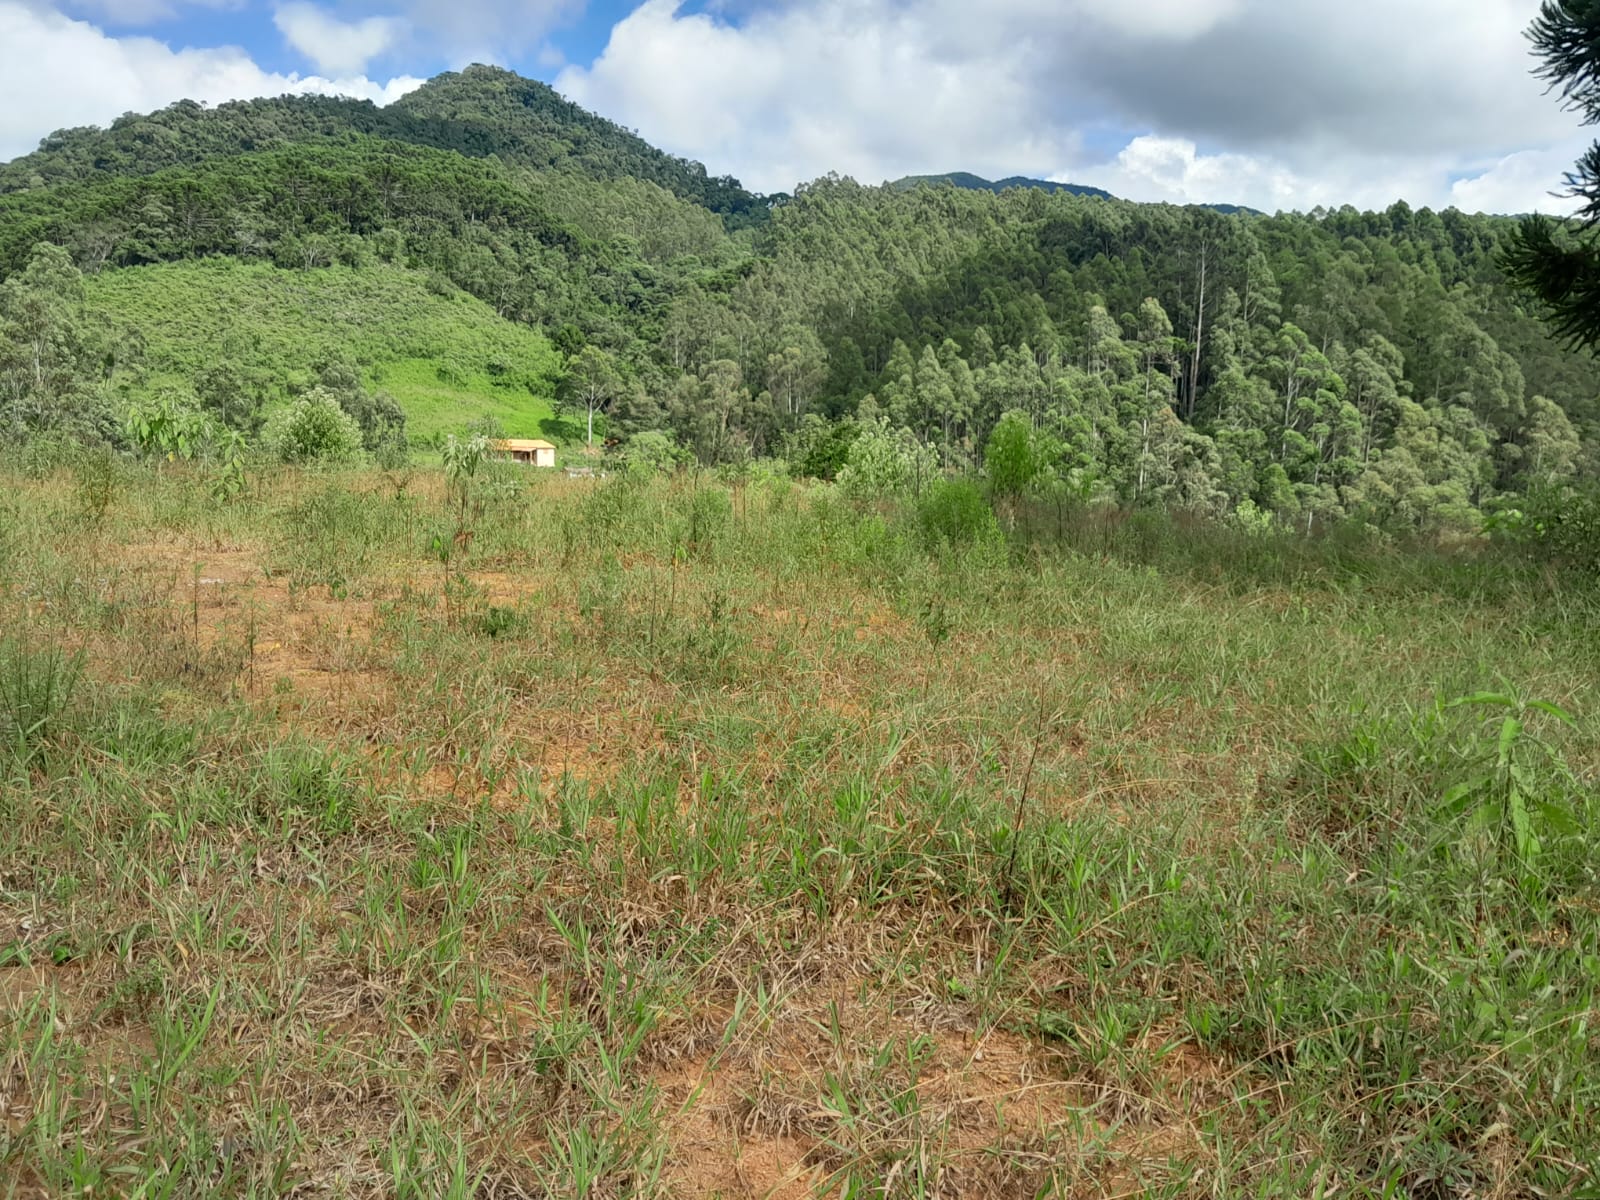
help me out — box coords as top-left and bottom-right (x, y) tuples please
(493, 439), (556, 451)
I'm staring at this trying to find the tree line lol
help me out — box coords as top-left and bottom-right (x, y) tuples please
(2, 64), (1597, 538)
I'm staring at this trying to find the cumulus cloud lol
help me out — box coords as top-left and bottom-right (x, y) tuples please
(273, 2), (405, 75)
(556, 0), (1079, 195)
(1450, 143), (1588, 216)
(0, 1), (423, 163)
(1072, 135), (1586, 216)
(557, 0), (1590, 212)
(60, 0), (579, 69)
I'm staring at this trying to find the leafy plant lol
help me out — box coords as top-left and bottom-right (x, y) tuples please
(915, 477), (997, 549)
(208, 427), (249, 502)
(262, 388), (363, 464)
(835, 417), (939, 502)
(124, 390), (215, 463)
(1437, 688), (1582, 883)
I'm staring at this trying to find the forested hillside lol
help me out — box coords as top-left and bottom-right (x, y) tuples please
(891, 173), (1114, 200)
(0, 65), (770, 222)
(85, 260), (561, 441)
(1, 66), (1596, 533)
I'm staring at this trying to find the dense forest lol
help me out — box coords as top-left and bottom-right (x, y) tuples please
(1, 64), (1596, 535)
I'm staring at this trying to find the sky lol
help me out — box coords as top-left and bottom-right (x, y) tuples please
(0, 0), (1591, 214)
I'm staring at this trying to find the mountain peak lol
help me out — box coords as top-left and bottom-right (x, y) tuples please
(892, 172), (1114, 200)
(890, 170), (1262, 215)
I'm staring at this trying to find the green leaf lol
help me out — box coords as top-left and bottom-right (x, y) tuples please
(1447, 692), (1514, 710)
(1439, 781), (1480, 819)
(1537, 802), (1582, 838)
(1497, 716), (1523, 766)
(1524, 699), (1578, 726)
(1509, 785), (1538, 862)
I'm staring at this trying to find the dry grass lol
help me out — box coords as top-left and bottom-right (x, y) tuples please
(1, 462), (1597, 1198)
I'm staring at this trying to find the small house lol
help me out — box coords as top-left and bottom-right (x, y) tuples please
(493, 438), (556, 468)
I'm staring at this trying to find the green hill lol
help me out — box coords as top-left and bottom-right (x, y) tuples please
(2, 66), (1596, 524)
(891, 171), (1262, 214)
(86, 259), (561, 441)
(892, 172), (1114, 200)
(0, 65), (768, 225)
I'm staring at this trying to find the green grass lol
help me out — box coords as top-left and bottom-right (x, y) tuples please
(368, 358), (558, 442)
(0, 461), (1597, 1198)
(85, 259), (561, 441)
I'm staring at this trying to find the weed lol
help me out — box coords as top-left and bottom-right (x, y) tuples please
(0, 637), (83, 762)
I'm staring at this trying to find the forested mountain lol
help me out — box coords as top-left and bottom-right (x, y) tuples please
(0, 65), (770, 223)
(892, 173), (1261, 216)
(893, 173), (1114, 200)
(1, 67), (1595, 533)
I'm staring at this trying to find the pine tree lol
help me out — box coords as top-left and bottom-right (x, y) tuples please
(1504, 2), (1600, 346)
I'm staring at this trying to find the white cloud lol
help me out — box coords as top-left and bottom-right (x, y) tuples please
(1073, 137), (1304, 210)
(1076, 0), (1244, 40)
(557, 0), (1590, 212)
(273, 2), (405, 75)
(1072, 136), (1438, 214)
(1450, 144), (1588, 216)
(556, 0), (1078, 195)
(0, 2), (424, 163)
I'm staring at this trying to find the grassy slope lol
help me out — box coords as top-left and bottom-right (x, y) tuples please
(1, 465), (1597, 1196)
(86, 259), (563, 442)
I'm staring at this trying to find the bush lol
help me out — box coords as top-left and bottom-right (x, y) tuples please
(915, 478), (999, 549)
(263, 389), (364, 465)
(618, 430), (686, 476)
(787, 415), (860, 481)
(1496, 483), (1600, 577)
(984, 410), (1043, 499)
(836, 418), (938, 501)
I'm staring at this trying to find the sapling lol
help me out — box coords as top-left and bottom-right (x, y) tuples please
(431, 434), (489, 624)
(1439, 688), (1581, 891)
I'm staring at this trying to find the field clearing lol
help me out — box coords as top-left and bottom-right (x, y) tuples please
(82, 261), (562, 442)
(2, 463), (1598, 1198)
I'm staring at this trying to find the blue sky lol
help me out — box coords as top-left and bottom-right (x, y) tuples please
(0, 0), (1590, 213)
(122, 0), (644, 77)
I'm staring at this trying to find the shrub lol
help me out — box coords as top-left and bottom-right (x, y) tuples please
(263, 389), (364, 465)
(984, 410), (1043, 499)
(1496, 482), (1600, 577)
(124, 389), (216, 462)
(836, 418), (938, 501)
(915, 477), (999, 549)
(619, 430), (686, 476)
(787, 415), (860, 481)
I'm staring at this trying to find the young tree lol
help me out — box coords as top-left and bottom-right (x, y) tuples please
(0, 243), (116, 441)
(264, 388), (364, 464)
(985, 409), (1042, 500)
(562, 345), (622, 447)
